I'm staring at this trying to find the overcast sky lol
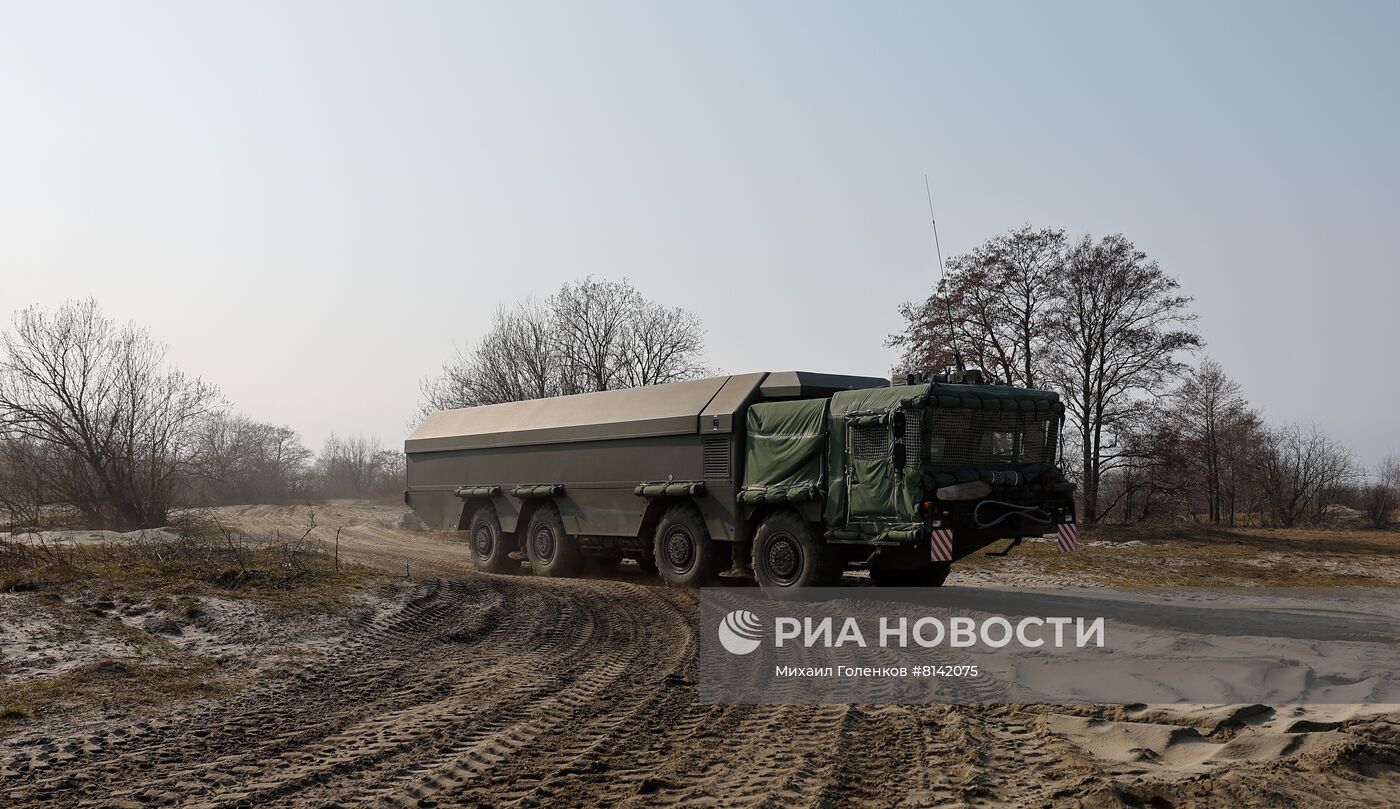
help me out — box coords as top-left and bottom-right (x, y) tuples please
(1, 1), (1396, 466)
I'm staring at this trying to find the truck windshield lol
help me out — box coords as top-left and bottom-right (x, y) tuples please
(927, 408), (1058, 467)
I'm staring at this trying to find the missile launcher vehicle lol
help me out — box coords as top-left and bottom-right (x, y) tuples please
(405, 369), (1077, 588)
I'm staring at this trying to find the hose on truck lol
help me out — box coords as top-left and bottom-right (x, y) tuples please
(972, 499), (1055, 530)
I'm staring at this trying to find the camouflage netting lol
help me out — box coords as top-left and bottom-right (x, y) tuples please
(825, 385), (930, 526)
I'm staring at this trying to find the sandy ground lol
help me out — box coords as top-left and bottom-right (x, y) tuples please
(2, 503), (1398, 807)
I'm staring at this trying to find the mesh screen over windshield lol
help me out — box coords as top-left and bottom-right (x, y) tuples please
(850, 423), (889, 460)
(902, 412), (923, 457)
(849, 413), (923, 462)
(927, 408), (1058, 467)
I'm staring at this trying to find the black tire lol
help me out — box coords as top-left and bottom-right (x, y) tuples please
(468, 504), (517, 574)
(524, 502), (584, 577)
(752, 509), (841, 589)
(870, 562), (951, 588)
(653, 502), (722, 587)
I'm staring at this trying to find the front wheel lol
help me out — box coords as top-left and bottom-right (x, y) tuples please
(752, 509), (841, 589)
(870, 562), (951, 588)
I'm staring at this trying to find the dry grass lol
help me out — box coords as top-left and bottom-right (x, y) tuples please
(0, 521), (369, 611)
(0, 524), (373, 731)
(960, 523), (1400, 586)
(0, 659), (235, 725)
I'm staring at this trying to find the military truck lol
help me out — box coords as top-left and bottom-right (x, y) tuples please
(404, 369), (1077, 589)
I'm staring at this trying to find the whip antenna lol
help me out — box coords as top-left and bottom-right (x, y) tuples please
(924, 174), (964, 372)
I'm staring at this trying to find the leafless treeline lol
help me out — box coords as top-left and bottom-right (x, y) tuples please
(4, 257), (1388, 533)
(1109, 361), (1382, 528)
(891, 227), (1394, 528)
(0, 300), (400, 531)
(417, 277), (709, 419)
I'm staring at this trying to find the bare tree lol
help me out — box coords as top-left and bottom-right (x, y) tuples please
(890, 226), (1064, 387)
(315, 433), (400, 499)
(494, 298), (570, 400)
(892, 229), (1200, 524)
(417, 278), (708, 421)
(1162, 359), (1261, 524)
(418, 299), (568, 420)
(1361, 453), (1399, 528)
(189, 413), (312, 505)
(0, 436), (60, 528)
(1093, 406), (1181, 525)
(260, 423), (315, 499)
(191, 413), (260, 499)
(1215, 403), (1267, 528)
(992, 227), (1067, 388)
(0, 299), (221, 529)
(548, 278), (637, 393)
(615, 297), (709, 388)
(1045, 234), (1202, 524)
(1255, 422), (1357, 527)
(897, 268), (1022, 384)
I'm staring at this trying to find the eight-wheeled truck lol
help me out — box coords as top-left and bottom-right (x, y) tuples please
(404, 370), (1077, 589)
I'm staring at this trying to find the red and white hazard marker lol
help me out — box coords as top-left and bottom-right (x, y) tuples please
(930, 529), (954, 561)
(1056, 521), (1078, 552)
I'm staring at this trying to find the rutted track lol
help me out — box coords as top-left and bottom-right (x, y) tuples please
(3, 503), (1397, 807)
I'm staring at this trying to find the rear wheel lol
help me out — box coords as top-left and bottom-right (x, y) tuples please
(752, 509), (841, 589)
(870, 562), (951, 587)
(524, 503), (584, 577)
(653, 502), (722, 587)
(468, 504), (517, 574)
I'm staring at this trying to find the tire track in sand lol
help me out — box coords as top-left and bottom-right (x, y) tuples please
(8, 503), (1392, 808)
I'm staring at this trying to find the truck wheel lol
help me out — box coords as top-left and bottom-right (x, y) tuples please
(653, 502), (721, 587)
(468, 504), (517, 574)
(752, 510), (840, 589)
(524, 503), (584, 577)
(870, 562), (951, 587)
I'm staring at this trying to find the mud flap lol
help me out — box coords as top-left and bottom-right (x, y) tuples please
(1055, 520), (1078, 551)
(930, 528), (954, 562)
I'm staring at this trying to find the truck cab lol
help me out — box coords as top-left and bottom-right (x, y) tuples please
(739, 370), (1077, 587)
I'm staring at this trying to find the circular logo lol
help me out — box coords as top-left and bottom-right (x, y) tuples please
(718, 609), (763, 655)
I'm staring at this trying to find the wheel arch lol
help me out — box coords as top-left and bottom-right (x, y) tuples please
(514, 497), (554, 539)
(743, 502), (823, 541)
(637, 496), (703, 556)
(456, 497), (490, 531)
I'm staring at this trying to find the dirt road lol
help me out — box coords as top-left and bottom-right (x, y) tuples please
(3, 503), (1398, 807)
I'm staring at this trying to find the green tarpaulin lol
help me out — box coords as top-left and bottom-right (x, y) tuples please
(826, 384), (931, 527)
(743, 398), (828, 495)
